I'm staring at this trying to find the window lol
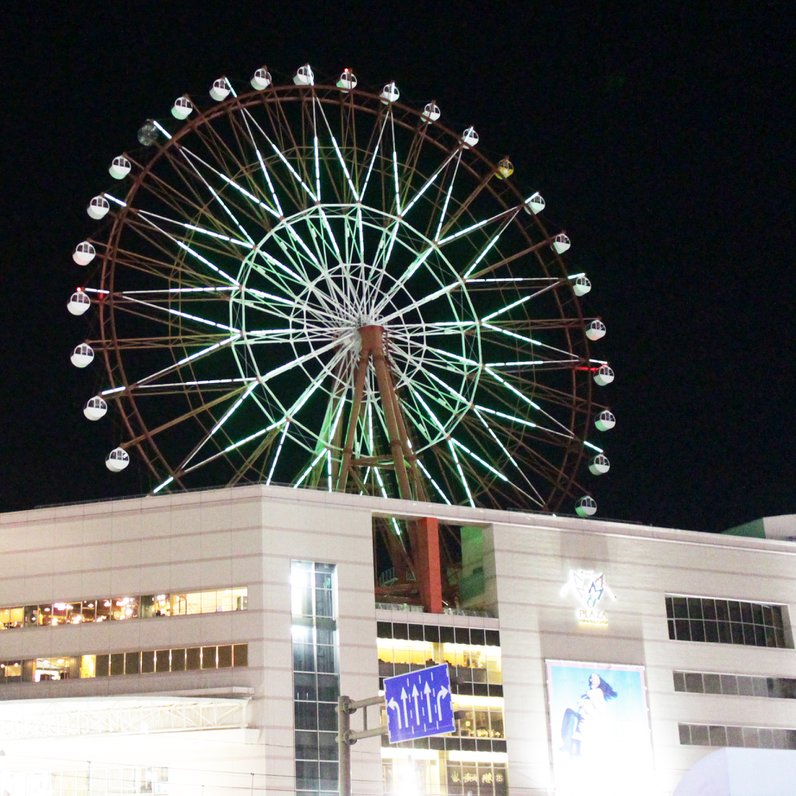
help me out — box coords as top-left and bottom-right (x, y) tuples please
(674, 671), (796, 699)
(291, 561), (339, 796)
(2, 587), (247, 629)
(679, 723), (796, 749)
(0, 644), (247, 684)
(666, 596), (790, 648)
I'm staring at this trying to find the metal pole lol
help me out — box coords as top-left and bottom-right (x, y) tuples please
(338, 694), (387, 796)
(338, 696), (352, 796)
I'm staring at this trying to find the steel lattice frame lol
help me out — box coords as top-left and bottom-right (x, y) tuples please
(74, 72), (612, 514)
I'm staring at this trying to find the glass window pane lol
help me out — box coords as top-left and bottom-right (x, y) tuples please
(171, 648), (186, 671)
(155, 650), (170, 673)
(125, 652), (140, 675)
(186, 647), (201, 670)
(318, 731), (338, 760)
(141, 650), (155, 674)
(217, 645), (232, 668)
(687, 598), (704, 620)
(201, 590), (219, 614)
(318, 703), (337, 731)
(709, 725), (727, 746)
(720, 674), (738, 695)
(110, 653), (125, 676)
(95, 655), (109, 678)
(673, 671), (685, 692)
(685, 672), (703, 693)
(742, 727), (759, 748)
(703, 673), (721, 694)
(727, 726), (744, 746)
(678, 724), (691, 745)
(295, 731), (319, 760)
(201, 646), (217, 669)
(185, 592), (203, 615)
(691, 725), (709, 745)
(233, 644), (248, 667)
(295, 701), (317, 730)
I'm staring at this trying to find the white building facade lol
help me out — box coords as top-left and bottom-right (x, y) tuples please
(0, 485), (793, 795)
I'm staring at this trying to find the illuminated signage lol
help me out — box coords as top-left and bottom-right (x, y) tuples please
(561, 569), (615, 625)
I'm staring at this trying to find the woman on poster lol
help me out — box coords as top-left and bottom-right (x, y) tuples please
(560, 673), (617, 757)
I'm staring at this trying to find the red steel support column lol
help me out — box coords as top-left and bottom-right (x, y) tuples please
(410, 516), (443, 613)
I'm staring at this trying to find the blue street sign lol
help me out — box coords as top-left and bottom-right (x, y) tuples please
(383, 663), (455, 743)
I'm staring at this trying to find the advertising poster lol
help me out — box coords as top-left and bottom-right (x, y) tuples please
(546, 660), (654, 796)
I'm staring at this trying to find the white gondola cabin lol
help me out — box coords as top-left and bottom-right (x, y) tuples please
(594, 365), (614, 386)
(87, 196), (109, 220)
(380, 82), (399, 104)
(210, 78), (230, 101)
(586, 320), (606, 341)
(573, 276), (591, 296)
(552, 233), (571, 254)
(594, 410), (616, 431)
(336, 69), (357, 92)
(67, 291), (90, 316)
(106, 447), (130, 472)
(524, 192), (545, 214)
(421, 102), (441, 123)
(109, 156), (131, 180)
(171, 96), (193, 120)
(293, 64), (314, 86)
(251, 67), (272, 90)
(575, 496), (597, 517)
(70, 343), (94, 368)
(83, 396), (108, 421)
(589, 454), (611, 475)
(461, 126), (479, 148)
(73, 241), (96, 266)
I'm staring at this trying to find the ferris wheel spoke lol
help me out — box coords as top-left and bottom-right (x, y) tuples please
(100, 334), (239, 395)
(170, 380), (262, 473)
(107, 198), (241, 287)
(181, 344), (349, 480)
(231, 101), (314, 209)
(483, 367), (577, 437)
(430, 153), (463, 242)
(482, 321), (604, 364)
(242, 253), (334, 318)
(401, 147), (461, 219)
(149, 139), (267, 244)
(312, 95), (358, 200)
(471, 407), (546, 506)
(357, 109), (390, 201)
(414, 458), (453, 505)
(110, 292), (239, 334)
(132, 208), (253, 250)
(152, 120), (281, 225)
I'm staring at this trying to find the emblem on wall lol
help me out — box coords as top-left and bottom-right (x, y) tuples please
(560, 569), (615, 625)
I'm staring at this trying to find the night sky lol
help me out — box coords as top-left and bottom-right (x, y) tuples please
(1, 5), (792, 532)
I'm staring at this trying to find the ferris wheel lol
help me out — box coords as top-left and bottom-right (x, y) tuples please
(68, 64), (615, 517)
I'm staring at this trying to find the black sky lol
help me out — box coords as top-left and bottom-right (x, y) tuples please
(1, 3), (792, 532)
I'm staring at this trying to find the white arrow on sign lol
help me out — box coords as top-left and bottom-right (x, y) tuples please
(424, 681), (433, 720)
(400, 687), (409, 728)
(436, 684), (449, 718)
(387, 697), (402, 730)
(411, 684), (420, 723)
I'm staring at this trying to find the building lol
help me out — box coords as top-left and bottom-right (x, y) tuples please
(0, 485), (794, 795)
